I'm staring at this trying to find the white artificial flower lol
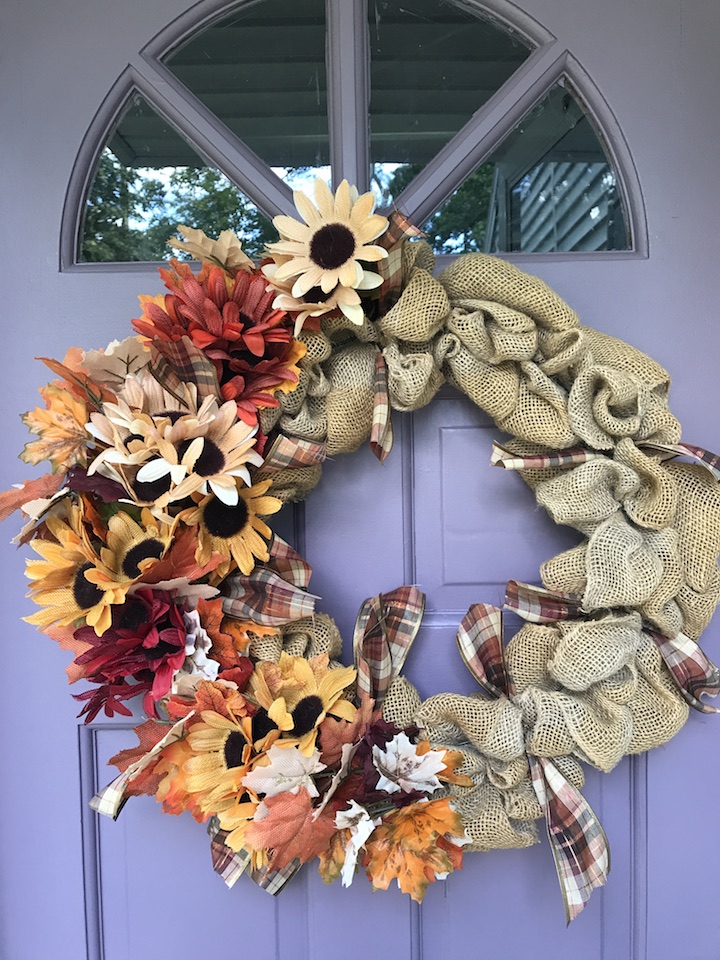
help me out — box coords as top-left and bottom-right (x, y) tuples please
(242, 745), (326, 799)
(372, 731), (446, 794)
(170, 609), (220, 695)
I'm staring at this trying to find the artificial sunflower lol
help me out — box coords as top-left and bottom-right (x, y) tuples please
(180, 479), (281, 576)
(263, 258), (366, 331)
(24, 505), (130, 636)
(183, 710), (256, 813)
(93, 507), (174, 581)
(248, 652), (357, 755)
(265, 178), (389, 299)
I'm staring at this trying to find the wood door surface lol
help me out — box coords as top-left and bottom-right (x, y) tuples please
(2, 1), (720, 958)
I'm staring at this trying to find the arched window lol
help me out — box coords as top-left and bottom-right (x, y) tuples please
(65, 0), (643, 267)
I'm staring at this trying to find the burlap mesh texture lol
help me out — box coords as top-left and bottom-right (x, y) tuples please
(439, 254), (579, 331)
(377, 266), (450, 343)
(382, 340), (444, 411)
(266, 464), (322, 504)
(324, 342), (377, 455)
(249, 613), (342, 664)
(580, 327), (673, 395)
(381, 675), (422, 728)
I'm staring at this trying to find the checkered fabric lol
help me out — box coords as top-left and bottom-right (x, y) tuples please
(529, 755), (610, 925)
(268, 535), (313, 590)
(207, 819), (251, 888)
(90, 713), (193, 820)
(353, 586), (425, 707)
(456, 603), (513, 698)
(149, 335), (221, 402)
(370, 350), (394, 463)
(640, 441), (720, 481)
(221, 568), (317, 626)
(256, 435), (327, 476)
(504, 580), (585, 624)
(374, 210), (426, 314)
(648, 629), (720, 714)
(491, 442), (603, 471)
(249, 859), (302, 895)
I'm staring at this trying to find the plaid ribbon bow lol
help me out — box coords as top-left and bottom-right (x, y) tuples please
(456, 603), (610, 923)
(221, 553), (317, 627)
(505, 580), (720, 714)
(353, 586), (425, 708)
(255, 434), (327, 477)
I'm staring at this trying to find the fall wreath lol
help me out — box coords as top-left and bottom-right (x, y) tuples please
(3, 178), (720, 922)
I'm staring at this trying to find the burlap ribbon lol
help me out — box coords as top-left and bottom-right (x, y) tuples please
(456, 602), (609, 923)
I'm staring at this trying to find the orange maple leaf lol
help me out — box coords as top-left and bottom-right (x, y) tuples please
(138, 524), (224, 584)
(195, 597), (241, 668)
(318, 692), (375, 766)
(245, 788), (338, 871)
(317, 828), (349, 885)
(108, 719), (174, 798)
(416, 741), (473, 787)
(0, 474), (64, 523)
(164, 680), (253, 722)
(42, 622), (92, 683)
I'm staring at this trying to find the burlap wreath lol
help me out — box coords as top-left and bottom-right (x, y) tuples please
(257, 242), (720, 853)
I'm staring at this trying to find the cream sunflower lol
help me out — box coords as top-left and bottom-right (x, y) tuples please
(262, 258), (367, 332)
(24, 505), (130, 636)
(180, 479), (281, 576)
(266, 178), (389, 300)
(248, 652), (357, 755)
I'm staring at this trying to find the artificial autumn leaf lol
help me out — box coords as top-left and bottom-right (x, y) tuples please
(164, 679), (254, 722)
(38, 355), (114, 408)
(318, 692), (375, 766)
(317, 828), (349, 885)
(65, 466), (126, 503)
(242, 744), (326, 799)
(21, 383), (90, 471)
(139, 524), (224, 584)
(108, 719), (174, 797)
(362, 798), (467, 902)
(195, 597), (242, 669)
(168, 226), (254, 275)
(222, 616), (278, 655)
(0, 473), (64, 523)
(372, 732), (446, 794)
(244, 788), (338, 870)
(416, 742), (473, 787)
(42, 622), (92, 683)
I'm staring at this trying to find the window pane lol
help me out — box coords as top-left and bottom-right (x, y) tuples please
(164, 0), (329, 173)
(369, 0), (532, 205)
(424, 85), (630, 253)
(79, 93), (274, 263)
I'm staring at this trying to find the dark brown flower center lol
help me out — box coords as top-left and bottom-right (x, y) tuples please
(203, 496), (249, 539)
(251, 708), (278, 743)
(291, 695), (324, 735)
(133, 472), (172, 503)
(302, 285), (328, 304)
(309, 223), (356, 270)
(121, 538), (164, 578)
(178, 438), (226, 477)
(224, 730), (247, 768)
(72, 562), (104, 611)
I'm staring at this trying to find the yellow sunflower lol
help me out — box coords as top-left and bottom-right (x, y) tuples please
(180, 480), (281, 576)
(183, 711), (256, 813)
(266, 178), (389, 298)
(248, 652), (356, 755)
(94, 507), (175, 582)
(24, 505), (129, 636)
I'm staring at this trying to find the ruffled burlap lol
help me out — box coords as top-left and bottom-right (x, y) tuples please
(377, 267), (449, 343)
(324, 342), (377, 456)
(249, 613), (342, 664)
(383, 340), (444, 412)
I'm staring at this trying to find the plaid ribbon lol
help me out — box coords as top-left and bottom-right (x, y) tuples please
(255, 434), (327, 476)
(207, 818), (251, 888)
(370, 350), (394, 463)
(491, 442), (603, 471)
(221, 568), (317, 626)
(149, 335), (221, 403)
(647, 630), (720, 714)
(268, 535), (313, 590)
(529, 755), (611, 924)
(456, 603), (514, 698)
(374, 210), (425, 314)
(506, 581), (720, 713)
(639, 441), (720, 481)
(505, 580), (585, 624)
(353, 586), (425, 708)
(249, 859), (302, 895)
(457, 604), (609, 921)
(90, 713), (193, 820)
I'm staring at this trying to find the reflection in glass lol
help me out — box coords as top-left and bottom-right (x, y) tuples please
(79, 93), (273, 263)
(424, 85), (629, 253)
(165, 0), (329, 175)
(368, 0), (531, 206)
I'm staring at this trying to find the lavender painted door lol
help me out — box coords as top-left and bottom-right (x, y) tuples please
(3, 1), (720, 958)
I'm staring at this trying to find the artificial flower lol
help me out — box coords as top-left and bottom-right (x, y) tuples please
(183, 710), (255, 811)
(265, 178), (388, 299)
(21, 382), (90, 471)
(249, 652), (356, 755)
(180, 479), (281, 576)
(168, 225), (254, 274)
(372, 731), (446, 794)
(94, 507), (174, 581)
(170, 608), (221, 696)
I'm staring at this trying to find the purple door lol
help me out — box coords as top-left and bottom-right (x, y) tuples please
(3, 2), (720, 959)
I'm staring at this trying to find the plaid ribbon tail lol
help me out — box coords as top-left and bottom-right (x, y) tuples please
(268, 535), (313, 590)
(149, 335), (221, 403)
(353, 586), (425, 707)
(207, 819), (251, 888)
(639, 441), (720, 481)
(374, 210), (425, 313)
(90, 713), (193, 820)
(505, 580), (585, 624)
(249, 859), (303, 895)
(529, 755), (610, 924)
(370, 350), (394, 463)
(490, 442), (603, 472)
(256, 435), (326, 476)
(456, 603), (511, 698)
(221, 568), (317, 626)
(648, 630), (720, 714)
